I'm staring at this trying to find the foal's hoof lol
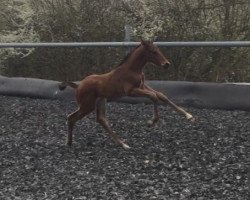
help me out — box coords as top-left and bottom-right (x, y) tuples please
(186, 113), (195, 122)
(189, 117), (195, 122)
(147, 119), (158, 127)
(147, 120), (154, 127)
(66, 141), (72, 146)
(121, 143), (131, 150)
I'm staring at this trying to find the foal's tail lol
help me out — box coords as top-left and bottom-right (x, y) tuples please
(58, 82), (78, 90)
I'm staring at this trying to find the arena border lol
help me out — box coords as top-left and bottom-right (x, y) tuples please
(0, 75), (249, 111)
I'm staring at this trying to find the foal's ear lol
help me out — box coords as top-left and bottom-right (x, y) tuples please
(141, 39), (151, 47)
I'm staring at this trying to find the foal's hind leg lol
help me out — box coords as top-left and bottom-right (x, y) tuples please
(67, 102), (95, 146)
(96, 98), (130, 150)
(67, 109), (81, 146)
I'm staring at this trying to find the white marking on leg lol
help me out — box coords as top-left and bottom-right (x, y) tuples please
(121, 142), (131, 150)
(186, 113), (195, 121)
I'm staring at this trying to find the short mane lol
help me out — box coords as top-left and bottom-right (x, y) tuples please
(118, 45), (141, 66)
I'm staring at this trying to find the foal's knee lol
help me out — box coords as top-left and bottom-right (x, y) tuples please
(156, 92), (167, 100)
(149, 93), (158, 103)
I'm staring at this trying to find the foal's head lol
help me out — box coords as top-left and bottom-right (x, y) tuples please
(141, 40), (170, 68)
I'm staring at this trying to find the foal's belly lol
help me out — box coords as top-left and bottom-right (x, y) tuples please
(81, 73), (142, 98)
(98, 83), (126, 98)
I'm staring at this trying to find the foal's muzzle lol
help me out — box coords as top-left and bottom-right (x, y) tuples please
(161, 60), (171, 69)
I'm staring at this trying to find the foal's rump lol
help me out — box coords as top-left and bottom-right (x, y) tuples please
(76, 77), (100, 105)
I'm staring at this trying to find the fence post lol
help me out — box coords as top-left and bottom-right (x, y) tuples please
(124, 25), (133, 55)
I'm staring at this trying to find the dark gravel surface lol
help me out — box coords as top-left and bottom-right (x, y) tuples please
(0, 96), (249, 200)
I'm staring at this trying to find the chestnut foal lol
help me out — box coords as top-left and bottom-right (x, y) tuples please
(59, 40), (194, 149)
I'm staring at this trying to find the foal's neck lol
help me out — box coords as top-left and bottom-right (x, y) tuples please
(121, 46), (146, 74)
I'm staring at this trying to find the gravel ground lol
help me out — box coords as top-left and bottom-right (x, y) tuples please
(0, 96), (249, 200)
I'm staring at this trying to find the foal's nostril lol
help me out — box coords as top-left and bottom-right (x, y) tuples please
(162, 60), (171, 68)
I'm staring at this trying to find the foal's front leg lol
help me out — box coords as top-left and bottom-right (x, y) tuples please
(140, 86), (159, 127)
(130, 86), (195, 122)
(129, 88), (160, 126)
(147, 102), (159, 127)
(140, 74), (159, 127)
(144, 84), (195, 121)
(95, 97), (130, 150)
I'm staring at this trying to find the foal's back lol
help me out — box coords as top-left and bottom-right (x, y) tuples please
(75, 67), (130, 102)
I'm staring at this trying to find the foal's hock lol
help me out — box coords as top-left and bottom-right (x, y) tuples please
(59, 40), (194, 149)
